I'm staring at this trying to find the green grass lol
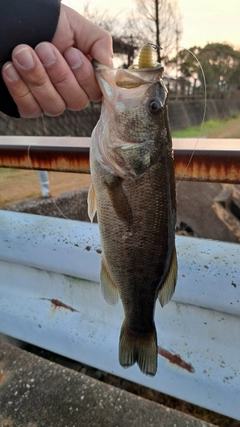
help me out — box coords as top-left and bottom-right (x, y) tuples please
(0, 168), (15, 174)
(172, 119), (222, 138)
(172, 113), (240, 138)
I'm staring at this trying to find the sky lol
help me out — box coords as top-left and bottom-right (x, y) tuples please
(64, 0), (240, 50)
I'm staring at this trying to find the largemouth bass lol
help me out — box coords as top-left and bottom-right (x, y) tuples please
(88, 61), (177, 377)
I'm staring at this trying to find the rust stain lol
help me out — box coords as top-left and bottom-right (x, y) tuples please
(40, 298), (79, 313)
(0, 368), (8, 387)
(0, 142), (239, 183)
(175, 149), (240, 184)
(158, 346), (195, 373)
(0, 145), (90, 173)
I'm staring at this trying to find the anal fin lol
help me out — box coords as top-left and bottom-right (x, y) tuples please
(119, 320), (157, 377)
(100, 255), (119, 306)
(158, 245), (178, 307)
(87, 182), (97, 222)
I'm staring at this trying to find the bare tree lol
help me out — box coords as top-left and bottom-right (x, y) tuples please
(80, 3), (119, 35)
(68, 0), (181, 67)
(135, 0), (182, 61)
(74, 2), (142, 66)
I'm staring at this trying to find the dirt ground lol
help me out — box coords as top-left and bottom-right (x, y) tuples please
(0, 169), (91, 208)
(207, 114), (240, 138)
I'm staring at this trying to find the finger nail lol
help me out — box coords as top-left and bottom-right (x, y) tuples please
(3, 63), (20, 82)
(14, 47), (35, 69)
(35, 42), (56, 67)
(64, 48), (83, 69)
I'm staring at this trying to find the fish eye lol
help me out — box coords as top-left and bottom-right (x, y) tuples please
(148, 99), (163, 115)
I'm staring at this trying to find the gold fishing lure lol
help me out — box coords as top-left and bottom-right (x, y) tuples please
(129, 43), (161, 69)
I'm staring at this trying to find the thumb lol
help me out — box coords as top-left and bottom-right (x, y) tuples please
(52, 4), (113, 67)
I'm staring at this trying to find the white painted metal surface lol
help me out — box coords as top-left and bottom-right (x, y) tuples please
(0, 210), (240, 419)
(0, 135), (240, 151)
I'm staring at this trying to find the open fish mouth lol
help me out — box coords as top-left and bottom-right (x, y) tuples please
(93, 60), (165, 89)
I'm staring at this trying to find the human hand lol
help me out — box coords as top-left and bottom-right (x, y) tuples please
(1, 4), (113, 118)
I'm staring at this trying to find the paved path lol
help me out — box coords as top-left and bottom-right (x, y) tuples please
(0, 342), (216, 427)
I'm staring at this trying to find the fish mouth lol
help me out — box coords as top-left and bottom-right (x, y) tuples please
(93, 61), (165, 89)
(93, 60), (163, 74)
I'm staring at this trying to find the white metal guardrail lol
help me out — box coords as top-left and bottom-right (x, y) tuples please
(0, 210), (239, 419)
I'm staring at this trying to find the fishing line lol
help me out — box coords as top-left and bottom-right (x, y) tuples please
(40, 115), (85, 221)
(27, 114), (70, 220)
(134, 43), (207, 184)
(175, 47), (207, 187)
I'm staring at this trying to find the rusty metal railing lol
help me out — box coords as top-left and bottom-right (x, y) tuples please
(0, 136), (239, 183)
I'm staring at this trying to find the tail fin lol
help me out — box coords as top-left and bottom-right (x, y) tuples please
(119, 320), (157, 376)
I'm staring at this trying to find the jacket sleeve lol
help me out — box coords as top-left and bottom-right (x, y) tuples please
(0, 0), (61, 117)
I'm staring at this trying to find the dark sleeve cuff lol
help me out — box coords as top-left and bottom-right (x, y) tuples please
(0, 0), (61, 117)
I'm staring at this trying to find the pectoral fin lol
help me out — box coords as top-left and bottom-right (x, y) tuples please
(87, 182), (97, 222)
(158, 246), (178, 307)
(104, 175), (133, 226)
(100, 255), (119, 306)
